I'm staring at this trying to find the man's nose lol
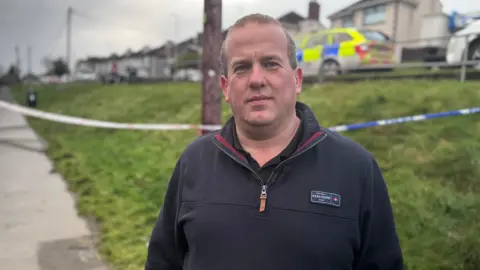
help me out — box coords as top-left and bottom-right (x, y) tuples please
(248, 63), (266, 89)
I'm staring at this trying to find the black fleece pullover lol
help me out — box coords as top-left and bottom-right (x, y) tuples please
(145, 101), (404, 270)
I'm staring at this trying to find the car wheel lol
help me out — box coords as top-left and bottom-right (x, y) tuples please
(320, 60), (341, 78)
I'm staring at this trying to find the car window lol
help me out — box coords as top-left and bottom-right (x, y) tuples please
(359, 30), (390, 41)
(332, 33), (353, 43)
(305, 34), (329, 48)
(293, 35), (307, 47)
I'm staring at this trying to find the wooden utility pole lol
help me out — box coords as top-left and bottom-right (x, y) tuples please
(201, 0), (222, 135)
(15, 45), (20, 74)
(392, 0), (399, 59)
(66, 6), (73, 77)
(27, 45), (32, 74)
(392, 0), (399, 40)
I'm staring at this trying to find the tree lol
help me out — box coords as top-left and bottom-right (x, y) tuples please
(42, 56), (70, 76)
(8, 64), (20, 76)
(0, 64), (20, 85)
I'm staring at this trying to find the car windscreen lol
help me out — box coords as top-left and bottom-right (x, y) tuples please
(293, 34), (308, 47)
(359, 30), (391, 41)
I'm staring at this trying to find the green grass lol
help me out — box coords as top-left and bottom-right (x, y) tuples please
(11, 80), (480, 270)
(331, 67), (480, 80)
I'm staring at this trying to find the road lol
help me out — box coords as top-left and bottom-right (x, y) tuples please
(0, 86), (108, 270)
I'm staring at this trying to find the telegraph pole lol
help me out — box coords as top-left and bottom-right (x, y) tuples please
(66, 6), (73, 77)
(27, 45), (32, 74)
(392, 1), (399, 45)
(15, 45), (20, 75)
(201, 0), (222, 135)
(391, 0), (400, 62)
(392, 0), (398, 41)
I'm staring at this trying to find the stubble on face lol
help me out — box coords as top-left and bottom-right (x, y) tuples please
(221, 22), (300, 131)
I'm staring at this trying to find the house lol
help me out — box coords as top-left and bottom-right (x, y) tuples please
(75, 60), (95, 73)
(328, 0), (443, 45)
(278, 0), (327, 37)
(83, 54), (120, 76)
(172, 35), (203, 70)
(74, 44), (174, 80)
(74, 1), (328, 81)
(147, 42), (175, 78)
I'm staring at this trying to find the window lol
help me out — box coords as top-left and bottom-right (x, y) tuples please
(363, 4), (386, 25)
(342, 15), (354, 27)
(332, 33), (353, 43)
(294, 35), (307, 47)
(359, 30), (390, 41)
(305, 34), (329, 48)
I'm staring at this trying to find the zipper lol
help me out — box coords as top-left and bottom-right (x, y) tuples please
(259, 185), (267, 212)
(213, 132), (328, 213)
(258, 133), (327, 212)
(212, 138), (265, 185)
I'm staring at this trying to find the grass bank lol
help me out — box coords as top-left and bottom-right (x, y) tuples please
(11, 80), (480, 270)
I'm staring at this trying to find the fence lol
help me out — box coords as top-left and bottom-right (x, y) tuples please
(68, 30), (480, 85)
(317, 30), (480, 83)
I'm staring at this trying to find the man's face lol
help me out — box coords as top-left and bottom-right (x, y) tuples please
(220, 22), (303, 128)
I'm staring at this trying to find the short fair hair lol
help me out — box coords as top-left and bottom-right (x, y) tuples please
(219, 13), (298, 76)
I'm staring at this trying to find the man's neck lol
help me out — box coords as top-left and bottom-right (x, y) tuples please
(235, 111), (300, 165)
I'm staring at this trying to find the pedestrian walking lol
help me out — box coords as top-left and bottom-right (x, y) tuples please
(145, 13), (404, 270)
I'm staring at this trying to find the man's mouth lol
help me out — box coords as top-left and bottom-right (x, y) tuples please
(246, 95), (272, 103)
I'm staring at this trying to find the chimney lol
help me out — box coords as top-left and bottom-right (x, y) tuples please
(308, 0), (320, 21)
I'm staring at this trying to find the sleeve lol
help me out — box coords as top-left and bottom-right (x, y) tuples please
(352, 157), (404, 270)
(145, 159), (187, 270)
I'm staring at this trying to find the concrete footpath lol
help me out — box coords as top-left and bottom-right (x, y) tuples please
(0, 87), (108, 270)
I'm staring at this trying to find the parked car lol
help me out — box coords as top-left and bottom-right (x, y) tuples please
(73, 70), (97, 81)
(446, 20), (480, 68)
(100, 72), (126, 84)
(172, 69), (202, 82)
(295, 27), (396, 78)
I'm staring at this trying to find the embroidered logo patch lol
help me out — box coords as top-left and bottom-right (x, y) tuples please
(310, 191), (341, 207)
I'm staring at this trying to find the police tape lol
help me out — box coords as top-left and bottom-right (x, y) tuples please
(0, 100), (479, 132)
(328, 107), (480, 132)
(0, 100), (221, 131)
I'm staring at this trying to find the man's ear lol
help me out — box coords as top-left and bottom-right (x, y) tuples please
(294, 67), (303, 95)
(220, 75), (229, 103)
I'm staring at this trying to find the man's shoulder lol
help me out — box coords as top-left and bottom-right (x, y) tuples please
(178, 131), (219, 162)
(321, 127), (375, 163)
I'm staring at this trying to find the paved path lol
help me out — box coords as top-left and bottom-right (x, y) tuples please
(0, 86), (108, 270)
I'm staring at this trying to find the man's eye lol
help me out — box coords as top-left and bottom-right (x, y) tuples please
(233, 66), (248, 72)
(264, 62), (278, 68)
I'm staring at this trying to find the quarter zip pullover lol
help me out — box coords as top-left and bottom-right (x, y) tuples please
(145, 101), (404, 270)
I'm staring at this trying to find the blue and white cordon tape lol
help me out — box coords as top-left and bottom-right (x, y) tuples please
(0, 100), (478, 132)
(327, 107), (480, 132)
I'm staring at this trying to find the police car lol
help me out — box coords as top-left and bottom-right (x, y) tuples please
(295, 28), (396, 78)
(446, 16), (480, 68)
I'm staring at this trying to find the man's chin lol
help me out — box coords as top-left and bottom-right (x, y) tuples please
(244, 116), (275, 127)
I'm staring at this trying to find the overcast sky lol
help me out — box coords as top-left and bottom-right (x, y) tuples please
(0, 0), (475, 75)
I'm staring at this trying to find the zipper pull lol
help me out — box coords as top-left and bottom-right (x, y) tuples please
(259, 185), (267, 212)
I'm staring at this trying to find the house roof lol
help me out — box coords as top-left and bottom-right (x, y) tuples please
(84, 56), (107, 63)
(78, 8), (320, 64)
(277, 11), (306, 24)
(147, 45), (168, 57)
(328, 0), (418, 19)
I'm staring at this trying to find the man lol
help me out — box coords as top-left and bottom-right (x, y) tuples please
(145, 13), (404, 270)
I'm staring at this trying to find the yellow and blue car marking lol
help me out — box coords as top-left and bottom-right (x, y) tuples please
(295, 27), (396, 75)
(296, 40), (350, 63)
